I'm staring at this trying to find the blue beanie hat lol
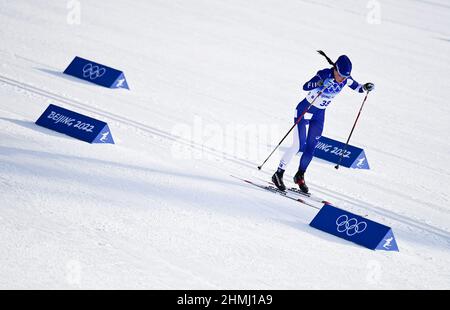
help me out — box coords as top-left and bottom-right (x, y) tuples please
(335, 55), (352, 78)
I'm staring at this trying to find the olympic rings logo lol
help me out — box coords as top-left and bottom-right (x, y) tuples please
(326, 84), (342, 93)
(336, 215), (367, 236)
(82, 63), (106, 80)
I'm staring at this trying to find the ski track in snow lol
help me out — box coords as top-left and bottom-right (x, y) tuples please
(1, 72), (448, 242)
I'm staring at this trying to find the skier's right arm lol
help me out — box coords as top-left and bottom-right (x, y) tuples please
(302, 68), (331, 91)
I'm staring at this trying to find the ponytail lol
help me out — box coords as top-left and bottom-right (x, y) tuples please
(317, 50), (336, 69)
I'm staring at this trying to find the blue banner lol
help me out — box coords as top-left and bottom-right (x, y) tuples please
(35, 104), (115, 144)
(314, 136), (369, 169)
(63, 56), (129, 89)
(310, 204), (399, 251)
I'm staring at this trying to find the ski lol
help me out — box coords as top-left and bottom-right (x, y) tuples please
(231, 175), (323, 210)
(255, 177), (333, 205)
(287, 186), (333, 204)
(253, 176), (370, 218)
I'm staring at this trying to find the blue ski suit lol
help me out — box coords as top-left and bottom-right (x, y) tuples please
(278, 68), (365, 172)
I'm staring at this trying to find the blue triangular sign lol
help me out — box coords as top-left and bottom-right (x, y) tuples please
(112, 73), (129, 90)
(351, 150), (370, 169)
(92, 124), (115, 144)
(375, 229), (399, 252)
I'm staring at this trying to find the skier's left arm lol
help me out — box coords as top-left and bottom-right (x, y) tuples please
(347, 77), (375, 93)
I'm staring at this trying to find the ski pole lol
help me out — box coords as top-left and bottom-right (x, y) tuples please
(335, 91), (370, 170)
(258, 88), (327, 170)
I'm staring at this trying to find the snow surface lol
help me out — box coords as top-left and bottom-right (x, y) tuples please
(0, 0), (449, 289)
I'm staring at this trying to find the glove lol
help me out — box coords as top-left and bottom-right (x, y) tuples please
(363, 82), (375, 92)
(318, 78), (333, 88)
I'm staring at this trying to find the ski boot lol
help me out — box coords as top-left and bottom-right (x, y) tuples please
(293, 169), (309, 194)
(272, 168), (286, 191)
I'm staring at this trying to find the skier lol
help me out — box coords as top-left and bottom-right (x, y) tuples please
(272, 51), (375, 193)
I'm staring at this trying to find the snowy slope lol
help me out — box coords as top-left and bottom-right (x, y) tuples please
(0, 0), (449, 289)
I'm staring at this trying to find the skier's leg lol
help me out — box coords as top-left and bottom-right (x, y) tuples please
(273, 99), (312, 191)
(295, 111), (325, 193)
(277, 118), (304, 170)
(299, 114), (324, 172)
(273, 118), (303, 190)
(273, 106), (309, 191)
(277, 103), (310, 170)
